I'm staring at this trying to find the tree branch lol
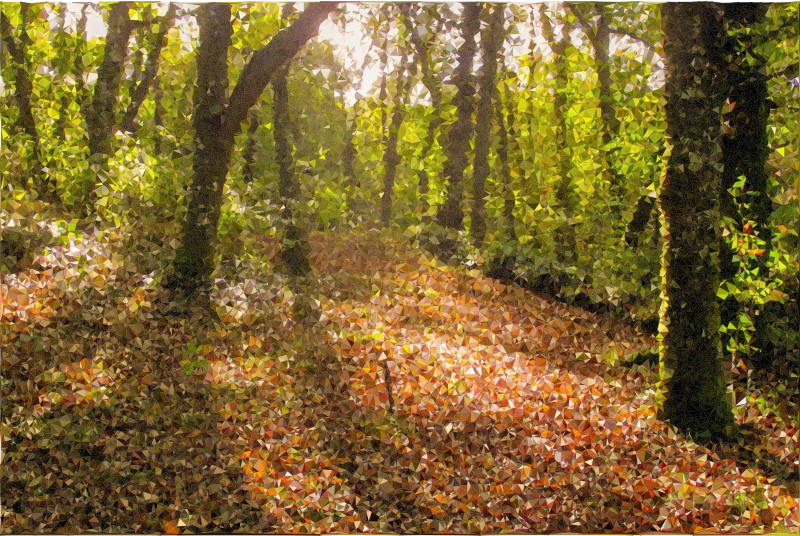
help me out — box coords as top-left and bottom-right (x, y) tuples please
(222, 2), (336, 140)
(120, 3), (177, 133)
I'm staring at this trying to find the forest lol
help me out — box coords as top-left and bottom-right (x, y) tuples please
(0, 1), (798, 533)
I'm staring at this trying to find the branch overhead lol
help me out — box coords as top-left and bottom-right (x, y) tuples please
(222, 2), (337, 139)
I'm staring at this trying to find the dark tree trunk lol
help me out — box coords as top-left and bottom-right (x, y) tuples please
(120, 4), (176, 134)
(435, 3), (481, 231)
(380, 54), (409, 227)
(168, 2), (335, 293)
(0, 8), (59, 203)
(82, 2), (134, 212)
(470, 5), (503, 245)
(719, 6), (775, 373)
(658, 3), (735, 441)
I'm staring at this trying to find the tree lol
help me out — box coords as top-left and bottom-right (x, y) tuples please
(82, 2), (134, 212)
(658, 2), (735, 441)
(402, 4), (445, 206)
(495, 37), (516, 241)
(119, 4), (177, 134)
(434, 3), (481, 231)
(470, 4), (504, 245)
(381, 4), (411, 226)
(570, 3), (624, 211)
(0, 6), (59, 203)
(168, 2), (335, 292)
(542, 6), (576, 263)
(380, 53), (410, 227)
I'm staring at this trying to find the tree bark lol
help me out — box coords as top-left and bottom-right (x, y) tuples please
(658, 3), (735, 441)
(435, 3), (481, 231)
(169, 2), (334, 292)
(82, 2), (134, 213)
(119, 4), (177, 134)
(380, 53), (409, 226)
(0, 8), (59, 203)
(470, 4), (503, 245)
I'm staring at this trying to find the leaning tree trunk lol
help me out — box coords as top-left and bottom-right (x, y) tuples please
(0, 8), (59, 203)
(119, 4), (177, 134)
(470, 4), (503, 245)
(658, 2), (735, 442)
(435, 2), (481, 231)
(82, 2), (134, 213)
(168, 3), (334, 293)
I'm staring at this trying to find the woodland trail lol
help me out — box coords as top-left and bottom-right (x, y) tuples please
(1, 216), (798, 533)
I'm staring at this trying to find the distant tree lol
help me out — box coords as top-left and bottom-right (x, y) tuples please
(402, 4), (445, 206)
(82, 2), (134, 213)
(470, 4), (504, 245)
(380, 52), (410, 226)
(542, 6), (576, 263)
(496, 54), (516, 241)
(0, 6), (59, 202)
(241, 109), (259, 184)
(119, 4), (177, 134)
(168, 2), (335, 293)
(570, 3), (625, 211)
(658, 2), (736, 441)
(435, 3), (481, 231)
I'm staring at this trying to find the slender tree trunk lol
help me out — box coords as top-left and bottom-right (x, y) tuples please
(83, 2), (134, 213)
(543, 9), (576, 263)
(120, 4), (176, 134)
(435, 3), (481, 231)
(380, 54), (409, 227)
(402, 4), (444, 206)
(571, 3), (625, 211)
(0, 9), (59, 202)
(658, 3), (735, 441)
(241, 110), (259, 184)
(496, 58), (516, 242)
(168, 3), (334, 293)
(152, 75), (165, 154)
(470, 5), (503, 245)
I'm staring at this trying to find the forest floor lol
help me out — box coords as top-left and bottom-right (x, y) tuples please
(1, 201), (798, 534)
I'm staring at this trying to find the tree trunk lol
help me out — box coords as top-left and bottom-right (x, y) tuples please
(573, 3), (624, 210)
(543, 9), (576, 263)
(720, 6), (774, 373)
(380, 54), (409, 227)
(152, 75), (165, 154)
(470, 5), (503, 245)
(435, 3), (481, 231)
(658, 3), (735, 441)
(168, 4), (233, 290)
(168, 2), (334, 293)
(82, 2), (134, 213)
(241, 110), (259, 184)
(496, 58), (516, 242)
(402, 4), (444, 206)
(0, 8), (59, 203)
(120, 4), (176, 134)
